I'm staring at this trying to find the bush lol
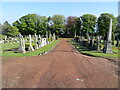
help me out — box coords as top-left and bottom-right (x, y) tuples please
(25, 43), (35, 48)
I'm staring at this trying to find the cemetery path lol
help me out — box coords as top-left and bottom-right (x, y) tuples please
(2, 39), (118, 88)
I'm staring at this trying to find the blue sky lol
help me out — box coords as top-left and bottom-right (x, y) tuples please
(1, 2), (118, 24)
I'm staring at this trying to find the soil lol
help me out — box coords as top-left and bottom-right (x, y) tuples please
(2, 39), (118, 88)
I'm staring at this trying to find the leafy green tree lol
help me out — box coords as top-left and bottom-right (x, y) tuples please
(2, 21), (11, 35)
(115, 15), (120, 40)
(81, 14), (97, 37)
(51, 15), (66, 36)
(97, 13), (117, 41)
(13, 14), (48, 36)
(6, 26), (19, 37)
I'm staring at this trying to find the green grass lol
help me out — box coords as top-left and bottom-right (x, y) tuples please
(0, 43), (20, 51)
(71, 40), (119, 58)
(1, 40), (60, 57)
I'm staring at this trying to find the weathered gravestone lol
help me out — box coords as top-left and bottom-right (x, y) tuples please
(116, 38), (120, 47)
(53, 33), (56, 40)
(34, 33), (39, 50)
(90, 36), (95, 49)
(28, 35), (34, 51)
(49, 32), (52, 43)
(17, 34), (26, 53)
(86, 33), (90, 47)
(38, 34), (42, 48)
(103, 18), (113, 53)
(96, 35), (100, 52)
(46, 31), (48, 45)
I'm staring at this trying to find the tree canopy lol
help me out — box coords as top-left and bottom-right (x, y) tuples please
(80, 14), (97, 36)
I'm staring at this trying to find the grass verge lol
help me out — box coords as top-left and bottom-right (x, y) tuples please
(1, 40), (60, 57)
(71, 40), (119, 58)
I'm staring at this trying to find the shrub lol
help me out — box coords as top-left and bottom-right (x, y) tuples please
(25, 43), (35, 48)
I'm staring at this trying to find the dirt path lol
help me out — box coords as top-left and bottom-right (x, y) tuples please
(2, 39), (118, 88)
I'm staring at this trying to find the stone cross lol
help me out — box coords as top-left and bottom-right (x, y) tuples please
(28, 35), (34, 51)
(104, 18), (113, 53)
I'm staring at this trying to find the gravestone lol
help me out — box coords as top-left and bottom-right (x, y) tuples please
(17, 34), (26, 53)
(74, 31), (77, 38)
(34, 33), (39, 50)
(91, 36), (95, 49)
(28, 35), (34, 51)
(46, 31), (48, 45)
(49, 32), (52, 43)
(53, 33), (56, 40)
(116, 39), (120, 47)
(104, 18), (113, 53)
(38, 34), (42, 48)
(96, 35), (100, 52)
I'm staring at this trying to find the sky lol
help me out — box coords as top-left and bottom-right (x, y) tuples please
(1, 2), (119, 24)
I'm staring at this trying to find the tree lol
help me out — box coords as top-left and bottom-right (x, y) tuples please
(6, 26), (19, 37)
(13, 14), (48, 36)
(51, 15), (66, 36)
(115, 15), (120, 40)
(65, 16), (77, 37)
(80, 14), (97, 37)
(97, 13), (117, 41)
(2, 21), (11, 35)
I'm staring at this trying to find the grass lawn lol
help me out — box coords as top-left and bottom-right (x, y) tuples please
(1, 40), (60, 57)
(71, 40), (119, 58)
(0, 43), (20, 51)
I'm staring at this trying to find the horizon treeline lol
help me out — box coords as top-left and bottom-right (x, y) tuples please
(0, 13), (120, 42)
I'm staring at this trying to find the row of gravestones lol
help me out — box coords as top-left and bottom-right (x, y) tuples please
(1, 36), (19, 44)
(74, 18), (119, 54)
(17, 33), (56, 53)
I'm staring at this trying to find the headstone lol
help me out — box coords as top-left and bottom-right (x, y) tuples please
(53, 33), (56, 40)
(34, 33), (39, 50)
(96, 35), (100, 52)
(41, 38), (44, 47)
(116, 38), (120, 47)
(17, 34), (26, 53)
(86, 33), (90, 47)
(49, 32), (52, 43)
(38, 34), (42, 48)
(28, 35), (34, 51)
(103, 18), (113, 53)
(74, 31), (76, 38)
(46, 31), (48, 45)
(91, 36), (95, 49)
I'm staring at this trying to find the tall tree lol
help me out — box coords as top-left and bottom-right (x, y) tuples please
(2, 21), (11, 35)
(6, 26), (19, 37)
(97, 13), (117, 41)
(51, 15), (66, 36)
(81, 14), (97, 37)
(13, 14), (48, 36)
(65, 16), (77, 37)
